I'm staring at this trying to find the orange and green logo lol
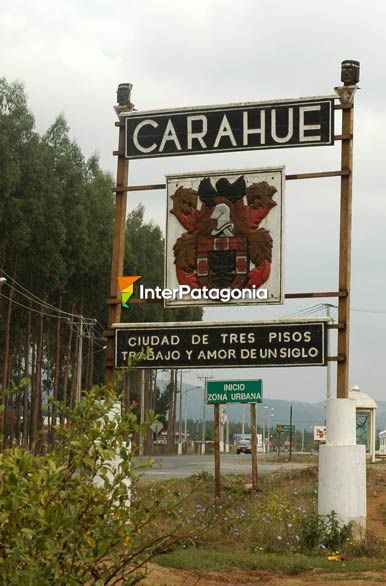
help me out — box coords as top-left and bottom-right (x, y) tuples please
(118, 276), (142, 308)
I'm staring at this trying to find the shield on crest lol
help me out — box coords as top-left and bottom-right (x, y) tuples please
(196, 236), (248, 289)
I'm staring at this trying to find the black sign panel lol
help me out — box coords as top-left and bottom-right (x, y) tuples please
(115, 320), (327, 369)
(124, 97), (334, 159)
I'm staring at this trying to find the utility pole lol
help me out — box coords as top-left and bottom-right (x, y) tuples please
(178, 370), (183, 455)
(184, 393), (188, 452)
(289, 405), (293, 461)
(75, 316), (84, 405)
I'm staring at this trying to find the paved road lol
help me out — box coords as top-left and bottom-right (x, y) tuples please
(135, 454), (312, 480)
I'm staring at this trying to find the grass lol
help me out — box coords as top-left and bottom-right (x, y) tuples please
(154, 549), (386, 575)
(143, 467), (386, 577)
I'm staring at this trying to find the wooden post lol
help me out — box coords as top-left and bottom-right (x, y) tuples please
(105, 85), (133, 385)
(139, 369), (145, 457)
(336, 82), (356, 398)
(250, 403), (258, 490)
(214, 404), (221, 498)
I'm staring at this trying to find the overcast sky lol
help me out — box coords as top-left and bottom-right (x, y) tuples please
(1, 0), (386, 406)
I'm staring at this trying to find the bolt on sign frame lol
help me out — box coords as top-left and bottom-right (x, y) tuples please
(105, 65), (358, 401)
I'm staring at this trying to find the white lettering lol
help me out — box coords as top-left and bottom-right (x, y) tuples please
(133, 119), (158, 153)
(179, 285), (191, 296)
(271, 108), (293, 143)
(257, 288), (268, 299)
(213, 114), (237, 148)
(159, 119), (182, 152)
(187, 115), (208, 149)
(243, 110), (266, 145)
(299, 105), (321, 142)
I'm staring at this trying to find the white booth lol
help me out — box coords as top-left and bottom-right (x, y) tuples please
(379, 430), (386, 454)
(349, 385), (377, 463)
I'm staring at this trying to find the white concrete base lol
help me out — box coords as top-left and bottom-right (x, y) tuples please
(326, 398), (357, 445)
(318, 444), (366, 533)
(318, 397), (366, 536)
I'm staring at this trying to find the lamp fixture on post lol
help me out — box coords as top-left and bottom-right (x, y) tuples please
(116, 83), (133, 107)
(341, 60), (360, 86)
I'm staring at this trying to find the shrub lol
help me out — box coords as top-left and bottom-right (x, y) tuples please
(250, 493), (353, 555)
(0, 388), (222, 585)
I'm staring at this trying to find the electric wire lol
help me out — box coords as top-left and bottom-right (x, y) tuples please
(0, 270), (95, 322)
(0, 292), (106, 347)
(0, 292), (76, 320)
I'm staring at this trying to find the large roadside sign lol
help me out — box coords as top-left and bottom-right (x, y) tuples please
(124, 96), (334, 159)
(114, 319), (328, 369)
(206, 379), (262, 404)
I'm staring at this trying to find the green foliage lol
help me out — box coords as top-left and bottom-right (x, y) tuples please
(0, 75), (202, 400)
(0, 389), (220, 585)
(299, 510), (352, 552)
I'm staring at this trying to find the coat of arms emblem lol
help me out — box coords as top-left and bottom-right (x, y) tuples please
(165, 168), (284, 306)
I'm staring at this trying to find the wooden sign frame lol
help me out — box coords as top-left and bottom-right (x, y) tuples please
(105, 69), (357, 401)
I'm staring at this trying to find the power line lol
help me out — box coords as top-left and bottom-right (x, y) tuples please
(0, 272), (108, 331)
(0, 292), (75, 321)
(0, 270), (95, 323)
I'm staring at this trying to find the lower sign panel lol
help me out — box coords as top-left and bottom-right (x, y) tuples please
(115, 319), (327, 369)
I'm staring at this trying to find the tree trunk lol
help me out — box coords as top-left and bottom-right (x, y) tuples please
(86, 322), (94, 390)
(22, 308), (32, 448)
(30, 305), (44, 451)
(167, 370), (175, 452)
(29, 342), (36, 449)
(70, 330), (79, 410)
(1, 277), (15, 448)
(51, 296), (62, 438)
(14, 332), (23, 446)
(172, 370), (178, 450)
(62, 306), (75, 424)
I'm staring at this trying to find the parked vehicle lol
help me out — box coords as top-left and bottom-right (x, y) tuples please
(236, 438), (252, 455)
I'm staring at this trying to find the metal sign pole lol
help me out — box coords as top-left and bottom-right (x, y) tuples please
(214, 403), (221, 498)
(250, 403), (258, 490)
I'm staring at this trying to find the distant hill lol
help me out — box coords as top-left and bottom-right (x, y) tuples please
(157, 377), (386, 432)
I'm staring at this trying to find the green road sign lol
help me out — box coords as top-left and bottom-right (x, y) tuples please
(276, 424), (295, 433)
(207, 379), (262, 404)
